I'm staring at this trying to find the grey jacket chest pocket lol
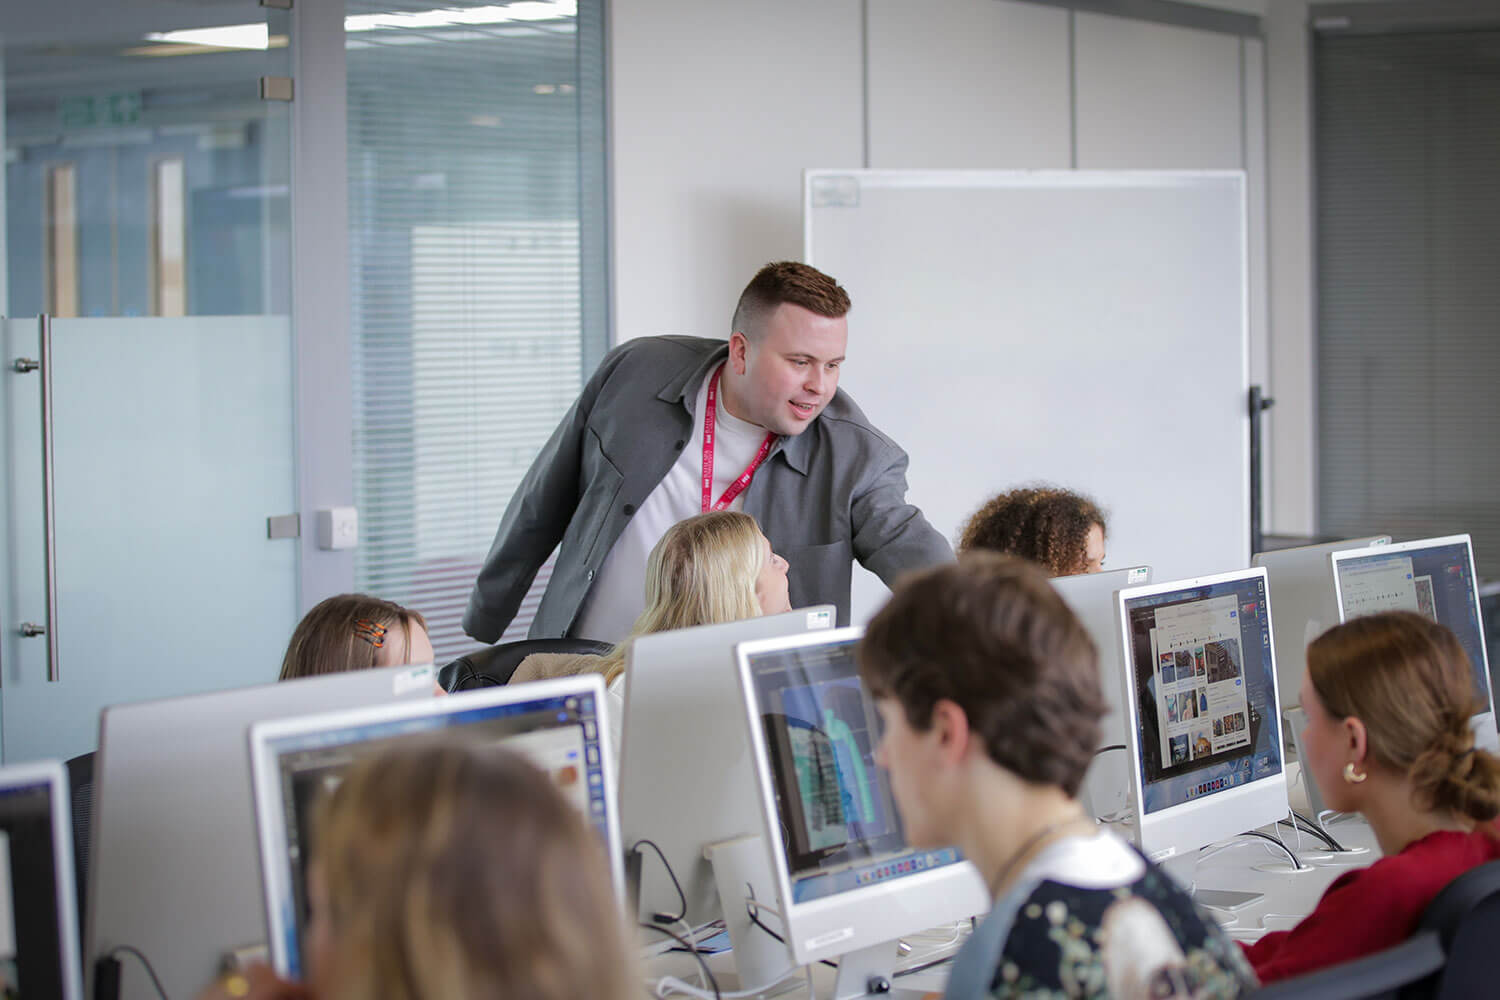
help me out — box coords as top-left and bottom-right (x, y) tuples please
(782, 539), (853, 616)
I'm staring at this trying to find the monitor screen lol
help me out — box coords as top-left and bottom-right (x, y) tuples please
(742, 635), (964, 906)
(253, 681), (615, 978)
(0, 766), (78, 1000)
(1334, 538), (1492, 713)
(1122, 573), (1283, 815)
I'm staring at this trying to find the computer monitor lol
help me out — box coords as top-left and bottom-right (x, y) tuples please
(87, 663), (437, 1000)
(0, 760), (83, 1000)
(618, 606), (835, 931)
(1252, 535), (1390, 713)
(249, 675), (622, 980)
(1051, 566), (1151, 819)
(1331, 535), (1497, 751)
(735, 628), (989, 993)
(1115, 568), (1287, 864)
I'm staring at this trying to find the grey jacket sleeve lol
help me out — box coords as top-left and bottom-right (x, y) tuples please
(462, 351), (620, 643)
(850, 442), (955, 588)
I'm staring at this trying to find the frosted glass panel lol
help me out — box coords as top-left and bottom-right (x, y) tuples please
(2, 316), (297, 763)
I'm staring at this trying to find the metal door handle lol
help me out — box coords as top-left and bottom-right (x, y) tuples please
(10, 317), (60, 682)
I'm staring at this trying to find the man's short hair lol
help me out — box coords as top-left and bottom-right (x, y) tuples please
(857, 552), (1105, 796)
(731, 261), (851, 339)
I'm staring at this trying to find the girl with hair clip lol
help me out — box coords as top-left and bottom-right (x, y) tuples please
(278, 594), (433, 682)
(199, 742), (639, 1000)
(511, 509), (790, 744)
(1245, 610), (1500, 983)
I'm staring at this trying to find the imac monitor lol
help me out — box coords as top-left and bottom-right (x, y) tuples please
(735, 628), (988, 982)
(0, 761), (83, 1000)
(87, 663), (437, 1000)
(618, 606), (835, 929)
(1331, 535), (1497, 751)
(250, 676), (622, 980)
(1051, 566), (1151, 820)
(1116, 568), (1287, 862)
(1252, 535), (1390, 712)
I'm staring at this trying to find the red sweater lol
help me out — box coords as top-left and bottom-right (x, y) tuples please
(1245, 825), (1500, 983)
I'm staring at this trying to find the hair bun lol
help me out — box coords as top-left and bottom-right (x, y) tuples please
(1411, 726), (1500, 823)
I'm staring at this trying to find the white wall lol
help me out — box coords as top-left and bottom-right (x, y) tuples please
(610, 0), (1311, 534)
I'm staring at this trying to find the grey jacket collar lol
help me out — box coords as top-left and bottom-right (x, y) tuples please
(655, 340), (813, 477)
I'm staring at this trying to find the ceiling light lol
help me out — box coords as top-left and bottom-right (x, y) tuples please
(144, 24), (269, 50)
(344, 1), (576, 33)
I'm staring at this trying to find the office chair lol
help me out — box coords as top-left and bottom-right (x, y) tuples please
(440, 637), (612, 691)
(65, 750), (95, 939)
(1246, 860), (1500, 1000)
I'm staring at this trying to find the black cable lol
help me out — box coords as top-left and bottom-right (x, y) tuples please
(1241, 829), (1304, 870)
(111, 946), (170, 1000)
(1287, 810), (1347, 852)
(630, 838), (688, 924)
(639, 922), (720, 1000)
(745, 898), (838, 969)
(1094, 744), (1128, 756)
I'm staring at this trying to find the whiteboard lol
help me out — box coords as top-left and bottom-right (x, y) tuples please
(805, 170), (1250, 621)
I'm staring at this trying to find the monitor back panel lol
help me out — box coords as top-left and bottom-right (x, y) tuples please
(618, 606), (834, 926)
(87, 664), (435, 1000)
(1252, 536), (1388, 712)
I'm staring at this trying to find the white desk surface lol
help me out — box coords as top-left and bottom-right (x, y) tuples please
(640, 813), (1382, 998)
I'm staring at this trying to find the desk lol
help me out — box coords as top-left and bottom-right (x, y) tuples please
(1195, 813), (1380, 945)
(642, 815), (1382, 998)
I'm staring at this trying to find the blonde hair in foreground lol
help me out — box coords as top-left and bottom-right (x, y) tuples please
(597, 509), (767, 685)
(312, 741), (637, 1000)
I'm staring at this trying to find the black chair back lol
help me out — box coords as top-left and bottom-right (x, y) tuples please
(1418, 858), (1500, 999)
(441, 637), (613, 691)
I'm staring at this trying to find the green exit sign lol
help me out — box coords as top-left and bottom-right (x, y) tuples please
(59, 92), (143, 129)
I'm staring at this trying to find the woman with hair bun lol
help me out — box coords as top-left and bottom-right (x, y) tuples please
(1246, 610), (1500, 983)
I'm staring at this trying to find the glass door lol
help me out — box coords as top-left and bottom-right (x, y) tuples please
(2, 2), (297, 763)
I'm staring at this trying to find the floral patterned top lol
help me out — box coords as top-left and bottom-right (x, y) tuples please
(944, 831), (1257, 1000)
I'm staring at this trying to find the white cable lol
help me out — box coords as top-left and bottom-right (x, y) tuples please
(654, 965), (804, 999)
(673, 917), (705, 991)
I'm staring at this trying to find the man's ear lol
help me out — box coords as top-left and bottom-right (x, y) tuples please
(929, 699), (972, 766)
(728, 331), (750, 375)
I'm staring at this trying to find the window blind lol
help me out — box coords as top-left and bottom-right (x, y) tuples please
(1315, 30), (1500, 580)
(347, 0), (607, 660)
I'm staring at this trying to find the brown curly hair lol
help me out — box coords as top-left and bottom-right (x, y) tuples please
(957, 486), (1106, 577)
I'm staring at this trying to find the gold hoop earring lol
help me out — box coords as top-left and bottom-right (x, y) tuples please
(1343, 762), (1367, 784)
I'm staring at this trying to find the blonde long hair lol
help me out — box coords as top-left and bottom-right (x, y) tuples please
(311, 741), (637, 1000)
(596, 510), (767, 685)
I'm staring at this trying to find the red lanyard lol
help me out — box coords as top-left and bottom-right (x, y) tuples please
(702, 365), (777, 513)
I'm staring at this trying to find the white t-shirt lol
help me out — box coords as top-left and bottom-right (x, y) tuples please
(572, 364), (771, 643)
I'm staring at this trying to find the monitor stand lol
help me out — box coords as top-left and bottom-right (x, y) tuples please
(705, 834), (794, 989)
(829, 941), (929, 999)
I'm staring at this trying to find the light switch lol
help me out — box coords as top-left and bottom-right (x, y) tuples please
(317, 506), (358, 550)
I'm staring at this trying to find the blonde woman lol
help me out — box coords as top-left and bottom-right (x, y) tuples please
(199, 742), (637, 1000)
(512, 510), (790, 737)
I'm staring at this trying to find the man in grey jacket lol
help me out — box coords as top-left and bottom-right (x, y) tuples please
(462, 261), (952, 643)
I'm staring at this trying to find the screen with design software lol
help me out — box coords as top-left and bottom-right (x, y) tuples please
(1123, 574), (1284, 814)
(744, 637), (963, 904)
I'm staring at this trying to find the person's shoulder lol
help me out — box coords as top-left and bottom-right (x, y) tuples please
(603, 335), (724, 367)
(812, 388), (904, 455)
